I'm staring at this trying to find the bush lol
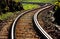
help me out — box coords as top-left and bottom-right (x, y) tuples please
(0, 0), (23, 13)
(0, 12), (13, 20)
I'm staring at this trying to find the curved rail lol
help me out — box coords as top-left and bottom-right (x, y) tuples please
(33, 5), (53, 39)
(11, 8), (42, 39)
(10, 4), (51, 39)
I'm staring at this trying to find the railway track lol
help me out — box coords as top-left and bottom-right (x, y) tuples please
(33, 5), (53, 39)
(11, 8), (42, 39)
(10, 4), (53, 39)
(33, 4), (60, 39)
(36, 5), (60, 39)
(0, 4), (54, 39)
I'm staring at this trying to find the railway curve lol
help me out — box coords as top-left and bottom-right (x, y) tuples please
(33, 5), (53, 39)
(10, 4), (53, 39)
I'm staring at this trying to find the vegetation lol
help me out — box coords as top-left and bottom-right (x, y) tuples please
(0, 0), (6, 13)
(22, 4), (40, 10)
(0, 0), (59, 20)
(0, 0), (23, 20)
(0, 0), (23, 13)
(0, 12), (13, 20)
(14, 0), (22, 2)
(53, 0), (60, 25)
(22, 0), (57, 4)
(21, 0), (58, 10)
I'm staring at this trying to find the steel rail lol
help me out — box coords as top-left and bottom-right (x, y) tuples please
(11, 8), (42, 39)
(10, 4), (50, 39)
(33, 5), (53, 39)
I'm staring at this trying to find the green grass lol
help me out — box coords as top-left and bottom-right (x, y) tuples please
(22, 0), (57, 4)
(0, 12), (13, 20)
(22, 4), (40, 10)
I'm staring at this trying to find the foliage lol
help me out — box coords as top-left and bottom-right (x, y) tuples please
(0, 12), (13, 20)
(22, 0), (57, 4)
(0, 0), (24, 20)
(14, 0), (22, 2)
(0, 0), (23, 13)
(53, 1), (60, 11)
(0, 0), (6, 13)
(22, 4), (40, 10)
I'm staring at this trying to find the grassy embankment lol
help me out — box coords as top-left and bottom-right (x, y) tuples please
(0, 0), (57, 20)
(22, 4), (40, 10)
(0, 0), (40, 20)
(22, 0), (57, 10)
(22, 0), (57, 4)
(0, 0), (21, 20)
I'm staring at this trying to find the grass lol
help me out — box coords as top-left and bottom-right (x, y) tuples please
(1, 0), (57, 20)
(22, 4), (40, 10)
(22, 0), (57, 4)
(0, 12), (13, 20)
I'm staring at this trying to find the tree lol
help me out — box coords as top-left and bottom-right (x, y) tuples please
(0, 0), (24, 13)
(53, 0), (60, 25)
(0, 0), (6, 13)
(8, 0), (23, 12)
